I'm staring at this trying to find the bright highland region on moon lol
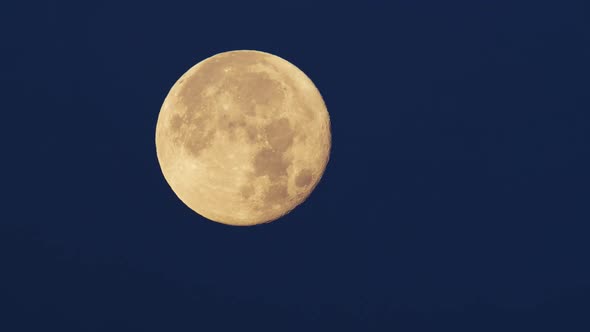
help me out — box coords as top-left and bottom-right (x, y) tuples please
(155, 50), (331, 226)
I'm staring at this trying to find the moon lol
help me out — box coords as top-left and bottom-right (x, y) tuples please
(155, 50), (331, 226)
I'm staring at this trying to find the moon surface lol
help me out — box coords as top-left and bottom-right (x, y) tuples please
(155, 50), (331, 226)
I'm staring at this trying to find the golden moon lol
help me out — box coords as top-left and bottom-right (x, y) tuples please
(155, 50), (331, 226)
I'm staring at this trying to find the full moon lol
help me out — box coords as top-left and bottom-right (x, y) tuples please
(155, 50), (331, 226)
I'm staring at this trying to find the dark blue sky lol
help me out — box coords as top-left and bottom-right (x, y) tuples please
(2, 1), (589, 331)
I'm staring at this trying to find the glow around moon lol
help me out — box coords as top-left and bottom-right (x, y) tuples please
(155, 50), (331, 226)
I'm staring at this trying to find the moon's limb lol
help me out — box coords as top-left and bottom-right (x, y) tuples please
(155, 50), (331, 226)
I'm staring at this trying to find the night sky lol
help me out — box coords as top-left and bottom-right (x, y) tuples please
(3, 1), (590, 331)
